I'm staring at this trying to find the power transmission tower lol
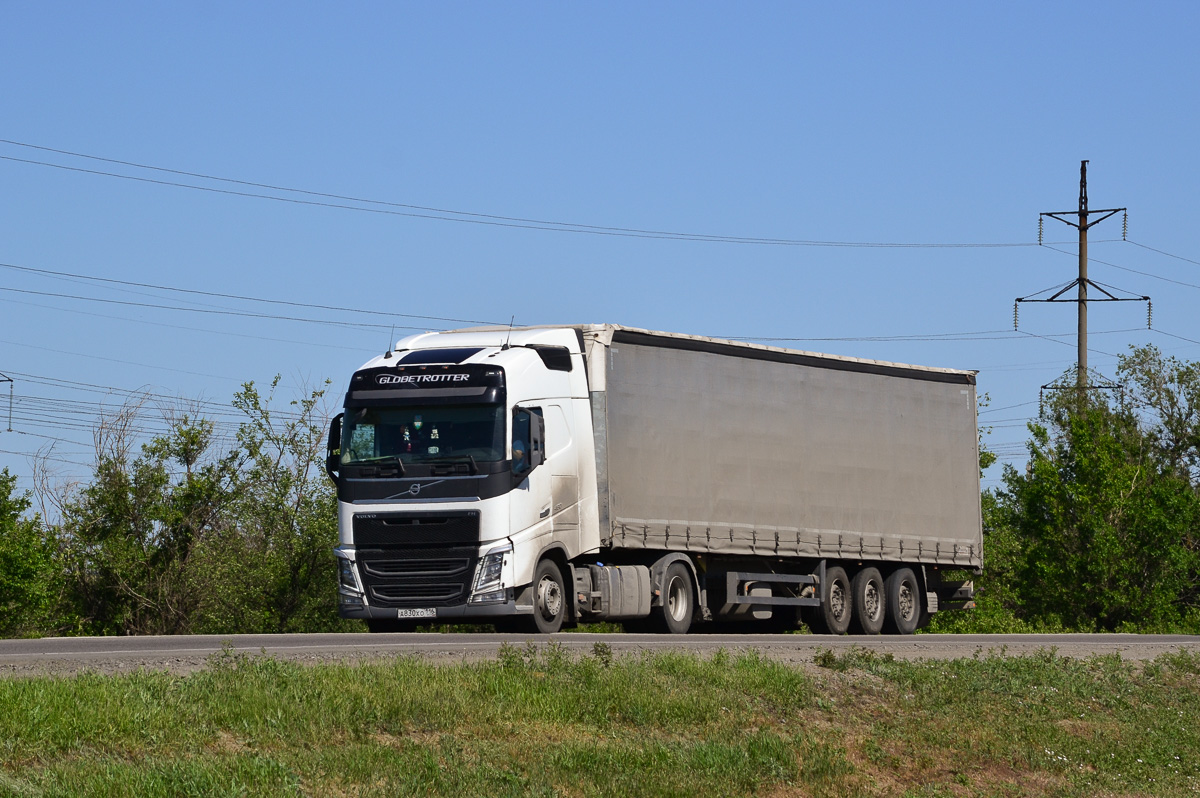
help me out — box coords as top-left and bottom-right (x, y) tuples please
(1015, 160), (1145, 391)
(0, 373), (11, 432)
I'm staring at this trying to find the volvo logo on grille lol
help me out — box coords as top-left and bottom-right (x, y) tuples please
(389, 480), (446, 499)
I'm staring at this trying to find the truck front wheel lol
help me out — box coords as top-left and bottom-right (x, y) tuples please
(533, 559), (567, 634)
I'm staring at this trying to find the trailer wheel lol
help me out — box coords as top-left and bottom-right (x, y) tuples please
(811, 565), (852, 635)
(851, 567), (886, 635)
(533, 559), (567, 634)
(884, 567), (921, 635)
(656, 562), (695, 634)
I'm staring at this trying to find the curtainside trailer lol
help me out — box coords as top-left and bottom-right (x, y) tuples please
(326, 324), (981, 634)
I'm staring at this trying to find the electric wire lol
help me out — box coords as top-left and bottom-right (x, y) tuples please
(1128, 240), (1200, 269)
(1042, 245), (1200, 291)
(979, 400), (1039, 415)
(0, 285), (418, 332)
(0, 295), (384, 354)
(0, 260), (498, 327)
(0, 140), (1074, 248)
(1152, 327), (1200, 346)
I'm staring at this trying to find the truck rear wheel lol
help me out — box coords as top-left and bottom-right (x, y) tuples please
(533, 559), (567, 634)
(811, 565), (852, 635)
(884, 567), (921, 635)
(655, 561), (695, 634)
(851, 567), (886, 635)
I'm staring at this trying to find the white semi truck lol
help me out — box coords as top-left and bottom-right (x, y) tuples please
(326, 324), (981, 635)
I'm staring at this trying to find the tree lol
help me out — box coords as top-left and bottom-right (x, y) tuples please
(60, 408), (235, 635)
(0, 469), (63, 637)
(188, 378), (346, 633)
(983, 350), (1200, 632)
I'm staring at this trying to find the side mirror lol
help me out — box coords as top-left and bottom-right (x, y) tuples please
(325, 413), (343, 484)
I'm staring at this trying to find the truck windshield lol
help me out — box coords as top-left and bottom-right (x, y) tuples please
(341, 404), (506, 465)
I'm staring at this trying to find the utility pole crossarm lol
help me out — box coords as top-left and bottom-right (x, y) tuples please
(1041, 208), (1125, 230)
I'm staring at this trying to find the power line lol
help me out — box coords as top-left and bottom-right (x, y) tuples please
(1128, 240), (1200, 268)
(0, 337), (249, 382)
(731, 327), (1146, 345)
(979, 400), (1039, 415)
(0, 260), (498, 327)
(726, 329), (1012, 342)
(0, 140), (1072, 248)
(1152, 327), (1200, 346)
(0, 284), (419, 331)
(1043, 245), (1200, 291)
(0, 295), (382, 354)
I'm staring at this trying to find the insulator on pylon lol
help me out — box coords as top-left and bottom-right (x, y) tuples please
(1147, 299), (1152, 329)
(1123, 211), (1128, 241)
(1013, 301), (1019, 330)
(1038, 216), (1044, 245)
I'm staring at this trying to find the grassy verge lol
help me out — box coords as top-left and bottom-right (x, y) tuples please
(1, 642), (1197, 797)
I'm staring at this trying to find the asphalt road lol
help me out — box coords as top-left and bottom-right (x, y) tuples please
(2, 632), (1198, 677)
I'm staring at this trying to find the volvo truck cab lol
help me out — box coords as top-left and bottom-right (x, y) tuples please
(327, 327), (596, 633)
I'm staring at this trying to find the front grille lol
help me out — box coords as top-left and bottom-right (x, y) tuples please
(353, 510), (480, 546)
(370, 582), (466, 603)
(352, 511), (480, 608)
(363, 557), (471, 579)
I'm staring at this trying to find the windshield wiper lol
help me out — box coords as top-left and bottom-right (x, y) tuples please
(349, 456), (406, 476)
(417, 454), (479, 476)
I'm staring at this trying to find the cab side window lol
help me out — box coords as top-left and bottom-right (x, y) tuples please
(512, 407), (544, 475)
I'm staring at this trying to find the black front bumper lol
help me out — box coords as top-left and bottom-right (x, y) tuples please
(341, 509), (531, 621)
(338, 594), (532, 621)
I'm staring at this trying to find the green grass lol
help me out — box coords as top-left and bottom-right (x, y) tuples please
(0, 642), (1197, 796)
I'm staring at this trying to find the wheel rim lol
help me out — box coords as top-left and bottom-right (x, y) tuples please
(863, 580), (882, 622)
(897, 582), (915, 621)
(830, 580), (846, 620)
(666, 575), (688, 622)
(537, 575), (562, 621)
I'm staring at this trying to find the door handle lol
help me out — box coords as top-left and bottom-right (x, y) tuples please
(539, 506), (551, 518)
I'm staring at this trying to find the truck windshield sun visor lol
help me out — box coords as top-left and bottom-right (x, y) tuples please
(345, 364), (505, 406)
(397, 348), (484, 365)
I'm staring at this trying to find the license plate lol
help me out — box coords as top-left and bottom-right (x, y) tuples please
(397, 608), (436, 619)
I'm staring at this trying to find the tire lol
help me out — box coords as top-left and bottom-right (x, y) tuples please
(655, 562), (695, 635)
(366, 619), (417, 633)
(532, 559), (567, 634)
(851, 567), (886, 635)
(812, 565), (852, 635)
(884, 567), (922, 635)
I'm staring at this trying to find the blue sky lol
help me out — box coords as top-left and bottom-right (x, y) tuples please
(2, 2), (1198, 497)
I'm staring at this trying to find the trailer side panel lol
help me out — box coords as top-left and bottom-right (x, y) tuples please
(600, 332), (982, 568)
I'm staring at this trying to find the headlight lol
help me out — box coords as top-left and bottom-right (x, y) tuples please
(338, 557), (360, 591)
(469, 543), (512, 605)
